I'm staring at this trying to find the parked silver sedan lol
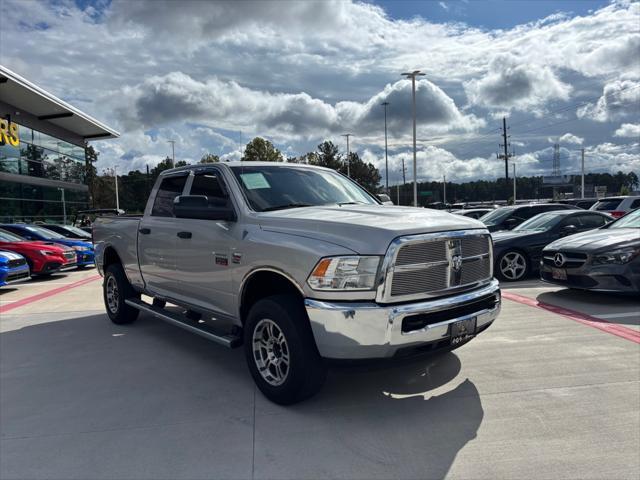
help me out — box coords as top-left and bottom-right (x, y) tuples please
(540, 209), (640, 293)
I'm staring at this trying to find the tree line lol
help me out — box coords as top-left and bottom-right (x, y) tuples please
(86, 138), (639, 212)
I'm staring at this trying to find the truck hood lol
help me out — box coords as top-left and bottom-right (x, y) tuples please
(545, 228), (640, 253)
(258, 204), (485, 254)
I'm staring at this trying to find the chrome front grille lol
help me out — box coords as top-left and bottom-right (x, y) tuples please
(63, 251), (76, 261)
(378, 230), (493, 303)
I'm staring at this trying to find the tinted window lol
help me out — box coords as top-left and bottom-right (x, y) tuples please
(189, 172), (226, 201)
(151, 175), (188, 217)
(479, 208), (514, 225)
(0, 229), (24, 242)
(630, 199), (640, 209)
(577, 214), (607, 228)
(594, 199), (622, 211)
(558, 215), (582, 228)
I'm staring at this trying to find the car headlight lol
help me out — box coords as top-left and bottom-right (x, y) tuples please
(38, 249), (57, 256)
(72, 246), (91, 252)
(307, 256), (380, 291)
(592, 247), (639, 265)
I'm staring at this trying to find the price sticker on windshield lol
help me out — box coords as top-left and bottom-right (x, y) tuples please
(240, 172), (271, 190)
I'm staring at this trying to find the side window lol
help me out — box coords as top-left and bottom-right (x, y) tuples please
(518, 207), (539, 220)
(577, 214), (607, 229)
(629, 199), (640, 209)
(151, 175), (188, 217)
(189, 172), (227, 204)
(559, 215), (582, 228)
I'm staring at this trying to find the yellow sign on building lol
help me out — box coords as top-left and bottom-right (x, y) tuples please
(0, 118), (20, 147)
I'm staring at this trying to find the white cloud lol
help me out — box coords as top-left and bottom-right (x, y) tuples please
(614, 123), (640, 139)
(558, 133), (584, 145)
(464, 53), (572, 112)
(577, 80), (640, 122)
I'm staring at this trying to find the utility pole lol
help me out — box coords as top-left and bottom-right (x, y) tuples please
(167, 140), (176, 168)
(581, 148), (585, 199)
(497, 117), (513, 181)
(381, 101), (389, 194)
(401, 158), (406, 205)
(401, 70), (425, 207)
(443, 174), (446, 205)
(146, 164), (150, 197)
(341, 133), (353, 177)
(114, 166), (119, 210)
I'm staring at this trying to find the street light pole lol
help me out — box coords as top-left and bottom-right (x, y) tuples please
(114, 166), (120, 210)
(341, 133), (352, 177)
(381, 101), (389, 194)
(401, 70), (425, 207)
(167, 140), (175, 168)
(443, 174), (446, 205)
(512, 163), (517, 203)
(581, 148), (585, 199)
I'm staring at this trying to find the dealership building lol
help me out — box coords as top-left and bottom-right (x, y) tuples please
(0, 65), (119, 223)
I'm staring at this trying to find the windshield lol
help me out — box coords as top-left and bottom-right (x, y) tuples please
(61, 225), (91, 237)
(0, 229), (25, 242)
(513, 213), (562, 232)
(608, 209), (640, 229)
(479, 208), (514, 226)
(25, 225), (67, 239)
(230, 165), (378, 212)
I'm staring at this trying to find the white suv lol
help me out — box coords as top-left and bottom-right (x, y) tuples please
(590, 196), (640, 219)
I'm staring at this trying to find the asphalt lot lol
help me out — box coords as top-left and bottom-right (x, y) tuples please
(1, 270), (638, 480)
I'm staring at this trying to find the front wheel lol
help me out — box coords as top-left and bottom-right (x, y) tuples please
(103, 263), (139, 324)
(244, 295), (327, 405)
(496, 250), (529, 281)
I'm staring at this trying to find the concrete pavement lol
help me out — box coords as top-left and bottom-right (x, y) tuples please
(1, 271), (638, 479)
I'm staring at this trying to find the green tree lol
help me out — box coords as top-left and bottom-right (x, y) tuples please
(242, 137), (283, 162)
(200, 153), (220, 163)
(150, 157), (175, 176)
(310, 141), (343, 171)
(345, 152), (381, 193)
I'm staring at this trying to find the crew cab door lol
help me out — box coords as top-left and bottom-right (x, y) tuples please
(171, 168), (240, 317)
(138, 173), (189, 298)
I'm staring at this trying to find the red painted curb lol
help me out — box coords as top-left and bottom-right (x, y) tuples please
(0, 275), (102, 314)
(502, 291), (640, 344)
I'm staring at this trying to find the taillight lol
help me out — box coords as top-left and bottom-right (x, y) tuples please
(611, 211), (625, 218)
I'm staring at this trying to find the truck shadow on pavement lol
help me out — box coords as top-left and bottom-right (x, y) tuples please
(1, 312), (483, 480)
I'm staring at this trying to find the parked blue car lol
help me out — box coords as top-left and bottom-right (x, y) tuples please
(0, 250), (30, 286)
(0, 224), (95, 267)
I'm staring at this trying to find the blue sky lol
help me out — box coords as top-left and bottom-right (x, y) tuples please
(1, 0), (638, 183)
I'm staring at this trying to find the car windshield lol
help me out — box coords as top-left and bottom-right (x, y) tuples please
(479, 208), (514, 226)
(230, 165), (378, 212)
(513, 213), (562, 232)
(25, 225), (67, 239)
(0, 229), (25, 242)
(608, 209), (640, 229)
(60, 225), (91, 237)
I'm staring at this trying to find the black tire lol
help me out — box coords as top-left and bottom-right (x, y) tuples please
(496, 249), (530, 282)
(103, 263), (139, 324)
(244, 294), (327, 405)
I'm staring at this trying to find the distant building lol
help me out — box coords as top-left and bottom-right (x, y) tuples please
(0, 65), (119, 223)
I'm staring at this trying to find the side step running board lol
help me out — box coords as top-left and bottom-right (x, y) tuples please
(124, 298), (242, 348)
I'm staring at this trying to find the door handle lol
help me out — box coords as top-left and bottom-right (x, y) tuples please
(177, 231), (192, 239)
(139, 228), (151, 235)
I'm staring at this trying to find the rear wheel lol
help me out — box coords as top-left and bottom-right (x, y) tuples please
(497, 250), (529, 281)
(103, 263), (139, 324)
(244, 294), (327, 405)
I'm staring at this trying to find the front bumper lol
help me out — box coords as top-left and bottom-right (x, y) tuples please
(305, 279), (501, 359)
(540, 260), (640, 293)
(0, 265), (30, 286)
(76, 251), (95, 266)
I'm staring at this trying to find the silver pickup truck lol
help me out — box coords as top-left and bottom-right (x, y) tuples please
(94, 162), (501, 404)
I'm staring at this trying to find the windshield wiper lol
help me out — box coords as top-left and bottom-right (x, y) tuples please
(337, 201), (365, 206)
(261, 203), (313, 212)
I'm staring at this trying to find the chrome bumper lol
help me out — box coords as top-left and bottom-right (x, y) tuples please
(305, 279), (501, 359)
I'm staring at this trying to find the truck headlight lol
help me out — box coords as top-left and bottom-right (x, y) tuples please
(308, 256), (380, 291)
(592, 247), (639, 265)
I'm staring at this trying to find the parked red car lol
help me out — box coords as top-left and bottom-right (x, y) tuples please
(0, 228), (77, 276)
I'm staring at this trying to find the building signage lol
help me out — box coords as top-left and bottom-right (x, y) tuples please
(0, 118), (20, 147)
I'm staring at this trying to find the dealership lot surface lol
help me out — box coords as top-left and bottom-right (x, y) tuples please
(1, 271), (638, 480)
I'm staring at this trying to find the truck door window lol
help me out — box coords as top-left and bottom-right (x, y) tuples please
(189, 172), (227, 203)
(151, 175), (188, 217)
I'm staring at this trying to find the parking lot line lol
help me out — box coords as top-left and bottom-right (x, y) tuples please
(0, 275), (101, 314)
(502, 291), (640, 344)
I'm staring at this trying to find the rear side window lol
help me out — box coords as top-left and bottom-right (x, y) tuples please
(577, 214), (608, 228)
(629, 199), (640, 209)
(594, 199), (622, 211)
(151, 175), (188, 217)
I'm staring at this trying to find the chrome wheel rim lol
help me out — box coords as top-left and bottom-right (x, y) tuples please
(500, 252), (526, 280)
(106, 276), (119, 314)
(252, 319), (290, 386)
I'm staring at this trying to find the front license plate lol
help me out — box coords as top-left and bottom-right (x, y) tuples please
(551, 268), (567, 280)
(450, 317), (477, 346)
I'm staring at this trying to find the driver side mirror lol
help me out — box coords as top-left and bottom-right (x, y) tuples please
(173, 195), (236, 221)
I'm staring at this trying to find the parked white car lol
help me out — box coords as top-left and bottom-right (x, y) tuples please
(589, 195), (640, 218)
